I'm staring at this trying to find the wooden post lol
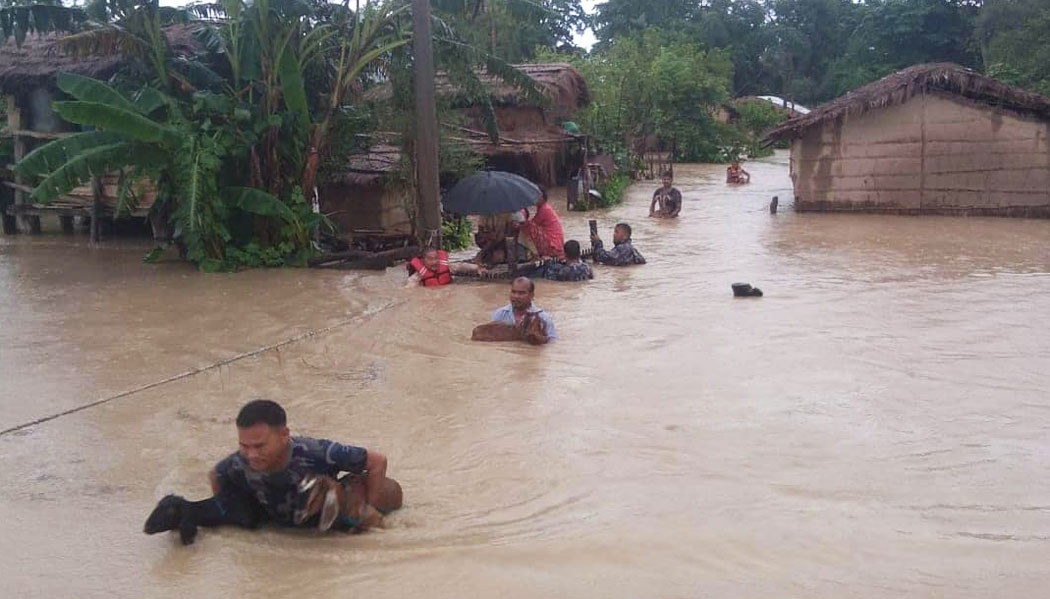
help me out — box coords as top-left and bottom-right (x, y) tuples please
(8, 96), (39, 234)
(412, 0), (441, 249)
(90, 177), (102, 243)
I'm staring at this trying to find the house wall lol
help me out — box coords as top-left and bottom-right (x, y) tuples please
(319, 182), (412, 234)
(790, 92), (1050, 216)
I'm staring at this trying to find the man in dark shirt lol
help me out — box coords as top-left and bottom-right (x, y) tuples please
(649, 171), (682, 218)
(590, 223), (646, 266)
(210, 399), (401, 528)
(524, 240), (593, 282)
(145, 400), (401, 544)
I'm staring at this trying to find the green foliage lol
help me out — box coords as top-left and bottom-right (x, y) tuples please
(979, 0), (1050, 97)
(441, 215), (473, 251)
(431, 0), (587, 62)
(734, 100), (789, 156)
(593, 0), (991, 106)
(592, 172), (630, 209)
(563, 28), (734, 165)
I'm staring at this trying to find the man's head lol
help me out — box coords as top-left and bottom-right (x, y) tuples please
(563, 239), (581, 262)
(613, 223), (631, 244)
(731, 160), (740, 168)
(422, 248), (440, 272)
(236, 399), (290, 472)
(661, 171), (673, 188)
(509, 276), (535, 311)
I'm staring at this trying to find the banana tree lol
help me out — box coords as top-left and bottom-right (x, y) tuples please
(15, 73), (305, 267)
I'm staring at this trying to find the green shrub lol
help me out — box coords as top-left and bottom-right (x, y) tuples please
(441, 215), (473, 251)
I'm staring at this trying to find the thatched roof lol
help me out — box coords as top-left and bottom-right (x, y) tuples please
(0, 24), (201, 95)
(367, 62), (589, 116)
(765, 63), (1050, 142)
(329, 142), (403, 186)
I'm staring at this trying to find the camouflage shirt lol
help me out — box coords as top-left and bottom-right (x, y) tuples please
(213, 436), (367, 526)
(591, 238), (646, 266)
(539, 261), (593, 282)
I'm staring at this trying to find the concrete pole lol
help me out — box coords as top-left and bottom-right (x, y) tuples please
(412, 0), (441, 249)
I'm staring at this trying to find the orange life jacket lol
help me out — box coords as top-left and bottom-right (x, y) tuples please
(409, 250), (453, 287)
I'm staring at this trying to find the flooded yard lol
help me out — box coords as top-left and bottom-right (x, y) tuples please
(1, 151), (1048, 598)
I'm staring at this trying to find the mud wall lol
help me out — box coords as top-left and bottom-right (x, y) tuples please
(319, 183), (412, 234)
(790, 92), (1050, 217)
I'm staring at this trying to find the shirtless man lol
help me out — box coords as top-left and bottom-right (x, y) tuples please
(726, 160), (751, 184)
(649, 171), (682, 218)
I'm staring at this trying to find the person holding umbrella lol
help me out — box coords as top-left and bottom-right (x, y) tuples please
(444, 171), (558, 263)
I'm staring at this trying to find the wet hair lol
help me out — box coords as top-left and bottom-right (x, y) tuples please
(407, 248), (438, 275)
(662, 170), (673, 179)
(615, 223), (632, 239)
(236, 399), (287, 428)
(511, 276), (535, 293)
(563, 239), (581, 260)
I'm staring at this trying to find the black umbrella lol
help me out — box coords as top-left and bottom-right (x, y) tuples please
(443, 171), (540, 215)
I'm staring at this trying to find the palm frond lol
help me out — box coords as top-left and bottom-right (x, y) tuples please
(16, 130), (124, 178)
(0, 5), (87, 46)
(57, 73), (141, 114)
(52, 101), (181, 146)
(226, 186), (296, 223)
(26, 141), (166, 204)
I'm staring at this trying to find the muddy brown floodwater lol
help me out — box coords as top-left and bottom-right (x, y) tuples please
(1, 151), (1049, 598)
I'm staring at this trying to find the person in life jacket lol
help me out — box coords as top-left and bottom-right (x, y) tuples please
(406, 248), (482, 287)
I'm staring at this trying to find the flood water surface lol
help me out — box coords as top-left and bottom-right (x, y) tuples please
(2, 152), (1049, 597)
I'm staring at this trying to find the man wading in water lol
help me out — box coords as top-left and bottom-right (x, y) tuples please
(649, 171), (682, 218)
(472, 276), (557, 344)
(591, 223), (647, 266)
(145, 400), (402, 544)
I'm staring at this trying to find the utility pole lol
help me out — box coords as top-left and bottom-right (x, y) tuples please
(412, 0), (441, 249)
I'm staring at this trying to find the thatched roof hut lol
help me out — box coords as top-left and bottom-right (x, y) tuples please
(766, 63), (1050, 142)
(0, 26), (202, 236)
(765, 63), (1050, 217)
(365, 63), (588, 188)
(0, 25), (201, 95)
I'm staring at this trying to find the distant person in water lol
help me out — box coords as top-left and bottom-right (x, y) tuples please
(523, 240), (593, 282)
(519, 187), (565, 259)
(144, 400), (403, 544)
(591, 223), (646, 266)
(649, 171), (682, 218)
(726, 160), (751, 184)
(406, 247), (483, 287)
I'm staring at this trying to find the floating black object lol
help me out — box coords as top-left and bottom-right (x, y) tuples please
(770, 195), (778, 214)
(732, 282), (763, 298)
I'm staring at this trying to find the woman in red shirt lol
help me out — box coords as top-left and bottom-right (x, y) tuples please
(519, 188), (565, 259)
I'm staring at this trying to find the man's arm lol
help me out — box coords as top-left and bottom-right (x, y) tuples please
(669, 190), (682, 216)
(363, 450), (388, 508)
(649, 192), (659, 216)
(591, 238), (633, 266)
(449, 262), (480, 276)
(742, 169), (751, 182)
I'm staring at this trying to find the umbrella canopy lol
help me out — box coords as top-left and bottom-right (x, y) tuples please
(443, 171), (541, 215)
